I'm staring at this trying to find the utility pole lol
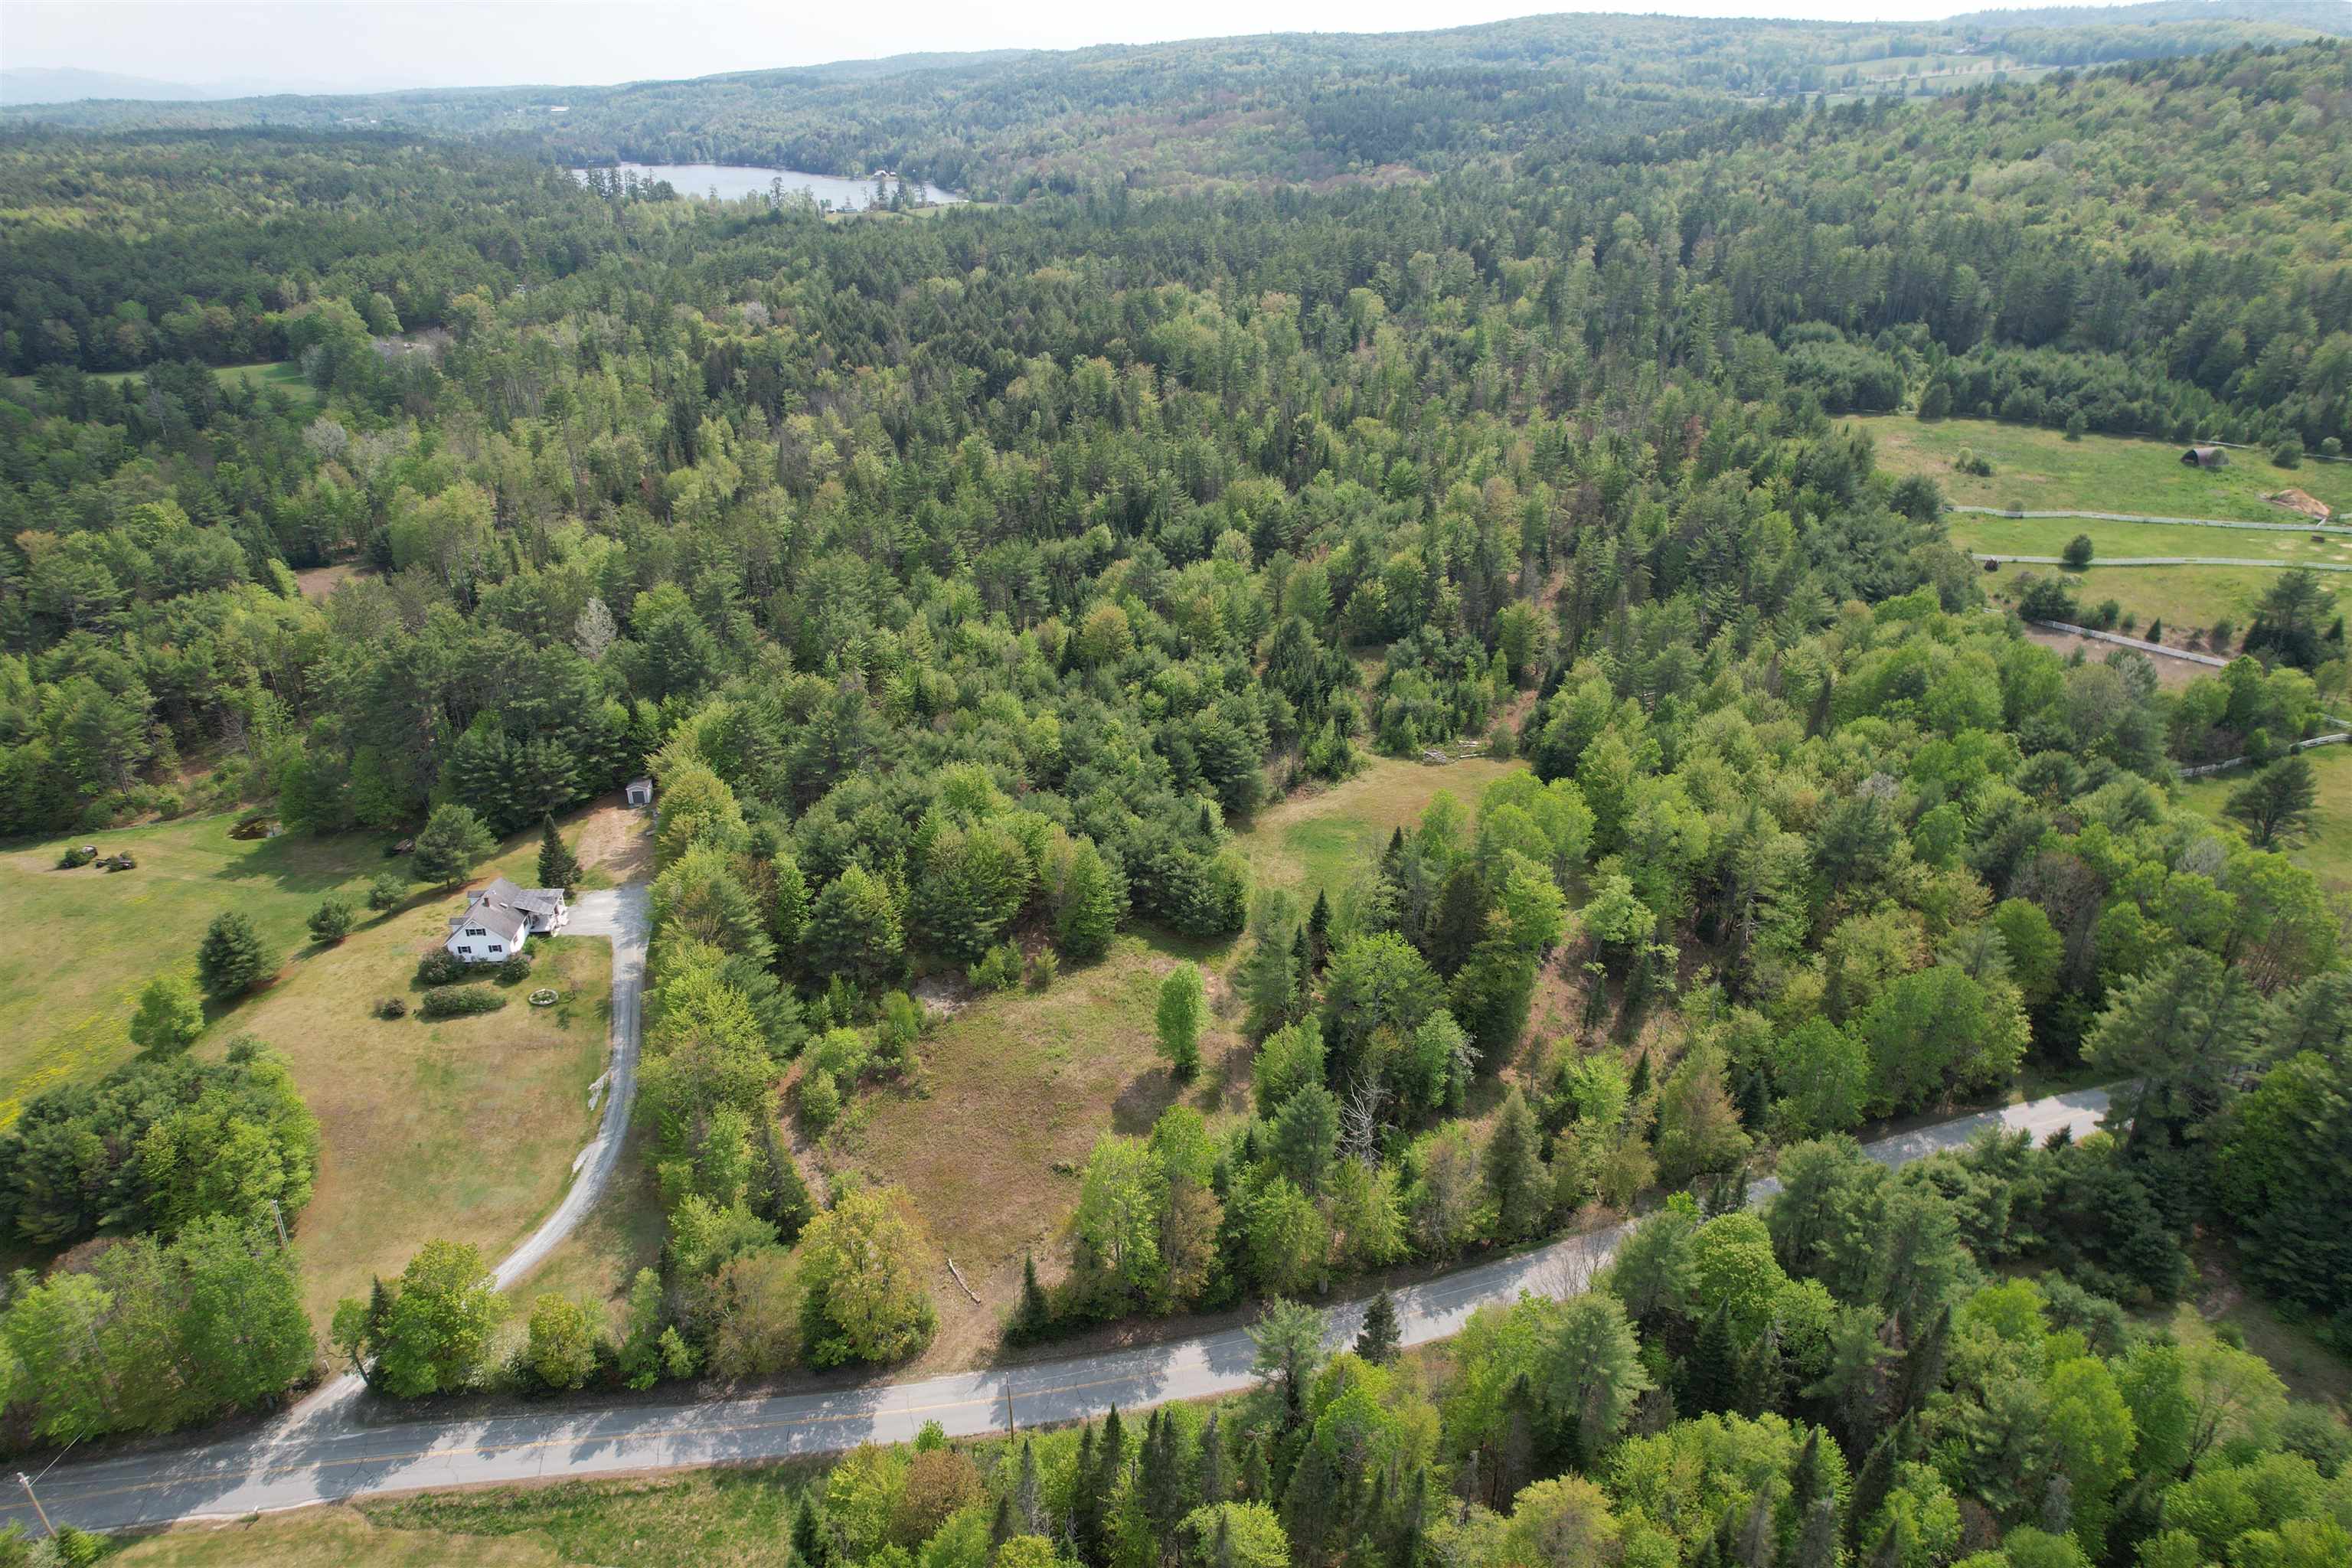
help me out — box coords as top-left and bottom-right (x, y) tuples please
(15, 1473), (51, 1538)
(267, 1198), (288, 1253)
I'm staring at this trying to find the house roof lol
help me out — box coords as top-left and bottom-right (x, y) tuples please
(475, 876), (565, 916)
(451, 902), (529, 944)
(627, 776), (654, 791)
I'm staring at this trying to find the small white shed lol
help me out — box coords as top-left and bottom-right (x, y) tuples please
(625, 776), (655, 808)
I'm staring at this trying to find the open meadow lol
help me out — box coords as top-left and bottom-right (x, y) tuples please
(1988, 562), (2337, 652)
(1855, 413), (2352, 522)
(1, 359), (315, 407)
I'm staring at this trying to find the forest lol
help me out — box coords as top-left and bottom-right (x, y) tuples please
(0, 22), (2347, 1566)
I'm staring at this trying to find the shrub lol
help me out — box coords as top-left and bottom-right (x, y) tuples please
(2091, 599), (2122, 630)
(2212, 619), (2236, 650)
(419, 985), (505, 1019)
(2272, 437), (2303, 468)
(2062, 534), (2095, 569)
(2145, 618), (2163, 643)
(801, 1067), (841, 1130)
(57, 844), (96, 868)
(377, 997), (409, 1019)
(495, 952), (535, 985)
(968, 942), (1022, 993)
(367, 872), (407, 912)
(308, 897), (355, 945)
(1027, 949), (1060, 991)
(416, 949), (468, 986)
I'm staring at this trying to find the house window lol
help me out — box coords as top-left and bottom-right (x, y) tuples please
(466, 926), (487, 936)
(457, 946), (474, 956)
(488, 944), (504, 955)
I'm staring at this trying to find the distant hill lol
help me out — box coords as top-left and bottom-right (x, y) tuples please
(0, 67), (227, 106)
(1946, 0), (2350, 29)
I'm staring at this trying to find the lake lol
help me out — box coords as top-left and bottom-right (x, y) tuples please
(572, 162), (962, 209)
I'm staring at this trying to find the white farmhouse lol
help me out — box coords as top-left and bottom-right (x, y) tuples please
(446, 876), (569, 964)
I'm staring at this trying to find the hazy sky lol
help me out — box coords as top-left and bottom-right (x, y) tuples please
(3, 0), (2069, 94)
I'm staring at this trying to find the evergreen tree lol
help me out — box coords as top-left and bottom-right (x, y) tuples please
(537, 817), (582, 890)
(1484, 1087), (1550, 1240)
(1848, 1416), (1911, 1547)
(1281, 1441), (1339, 1566)
(1018, 1437), (1044, 1534)
(307, 895), (354, 945)
(1356, 1288), (1403, 1364)
(1687, 1301), (1740, 1414)
(1199, 1410), (1227, 1505)
(413, 803), (495, 887)
(1794, 1496), (1841, 1568)
(1893, 1302), (1950, 1419)
(792, 1494), (832, 1568)
(1629, 1050), (1652, 1101)
(1010, 1251), (1052, 1343)
(1307, 889), (1332, 972)
(196, 910), (273, 1001)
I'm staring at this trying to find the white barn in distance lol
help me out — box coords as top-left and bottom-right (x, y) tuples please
(446, 876), (569, 964)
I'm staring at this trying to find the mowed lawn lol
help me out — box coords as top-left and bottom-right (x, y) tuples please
(2177, 742), (2352, 900)
(0, 812), (618, 1328)
(1856, 413), (2352, 523)
(1949, 512), (2352, 567)
(1235, 754), (1528, 904)
(0, 815), (384, 1120)
(1987, 562), (2336, 651)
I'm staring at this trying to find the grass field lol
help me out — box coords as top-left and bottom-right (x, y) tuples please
(1, 359), (315, 407)
(1856, 414), (2352, 524)
(1988, 563), (2334, 650)
(0, 815), (384, 1120)
(2177, 741), (2352, 898)
(1950, 513), (2352, 568)
(0, 811), (622, 1327)
(1234, 754), (1527, 906)
(825, 928), (1237, 1368)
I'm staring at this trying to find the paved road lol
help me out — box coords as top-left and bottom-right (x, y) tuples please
(290, 885), (651, 1419)
(0, 1087), (2109, 1537)
(1951, 505), (2346, 536)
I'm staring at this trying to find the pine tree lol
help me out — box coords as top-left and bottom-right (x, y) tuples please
(1072, 1425), (1099, 1554)
(1628, 1050), (1651, 1101)
(1356, 1289), (1403, 1364)
(1737, 1324), (1787, 1418)
(792, 1495), (831, 1568)
(1199, 1410), (1227, 1505)
(1214, 1511), (1236, 1568)
(1485, 1088), (1550, 1240)
(1848, 1416), (1910, 1547)
(1688, 1302), (1740, 1414)
(1282, 1442), (1339, 1567)
(1243, 1434), (1272, 1504)
(991, 1494), (1014, 1547)
(196, 910), (273, 1001)
(537, 817), (583, 891)
(1307, 889), (1332, 972)
(1893, 1302), (1949, 1419)
(1011, 1251), (1052, 1343)
(1790, 1427), (1831, 1514)
(1793, 1496), (1841, 1568)
(413, 802), (495, 887)
(1017, 1437), (1044, 1534)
